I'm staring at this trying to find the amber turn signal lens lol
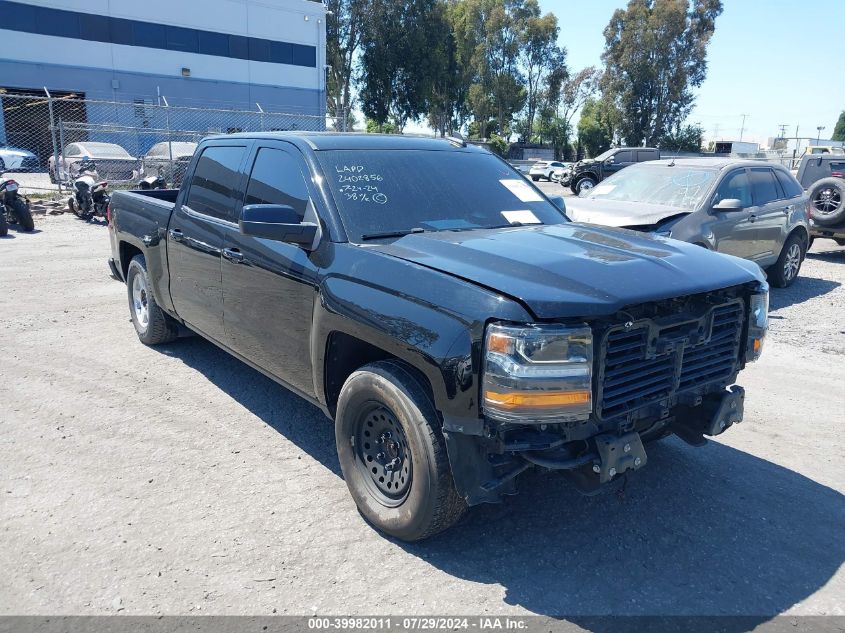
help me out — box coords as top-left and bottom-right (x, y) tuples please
(484, 389), (591, 410)
(486, 331), (513, 354)
(753, 339), (762, 353)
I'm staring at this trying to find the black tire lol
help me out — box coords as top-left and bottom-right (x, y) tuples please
(531, 175), (539, 181)
(11, 199), (34, 231)
(0, 210), (7, 237)
(335, 360), (466, 541)
(575, 176), (597, 194)
(126, 255), (179, 345)
(808, 178), (845, 226)
(767, 232), (805, 288)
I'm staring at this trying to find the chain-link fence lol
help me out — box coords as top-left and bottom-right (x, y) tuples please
(0, 90), (348, 194)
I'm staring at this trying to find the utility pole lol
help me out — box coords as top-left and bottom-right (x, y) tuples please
(816, 126), (826, 144)
(778, 124), (788, 138)
(739, 114), (749, 142)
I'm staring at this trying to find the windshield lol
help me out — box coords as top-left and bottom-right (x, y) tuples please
(591, 149), (616, 162)
(583, 163), (718, 210)
(316, 149), (567, 241)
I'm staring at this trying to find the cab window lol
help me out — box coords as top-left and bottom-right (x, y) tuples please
(243, 147), (310, 221)
(184, 145), (247, 221)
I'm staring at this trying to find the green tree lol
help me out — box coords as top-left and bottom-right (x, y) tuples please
(358, 0), (446, 131)
(519, 6), (567, 142)
(488, 133), (509, 156)
(325, 0), (366, 130)
(833, 111), (845, 142)
(659, 123), (704, 153)
(601, 0), (723, 146)
(577, 97), (613, 157)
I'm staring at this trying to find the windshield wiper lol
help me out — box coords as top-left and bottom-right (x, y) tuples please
(360, 227), (427, 241)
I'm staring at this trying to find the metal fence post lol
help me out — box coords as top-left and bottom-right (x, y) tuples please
(44, 87), (62, 194)
(257, 103), (265, 132)
(57, 118), (66, 187)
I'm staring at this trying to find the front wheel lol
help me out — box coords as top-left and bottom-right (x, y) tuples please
(767, 233), (805, 288)
(126, 255), (179, 345)
(575, 176), (597, 194)
(11, 198), (34, 231)
(335, 360), (466, 541)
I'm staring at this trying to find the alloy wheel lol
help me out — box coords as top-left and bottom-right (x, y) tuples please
(131, 273), (150, 330)
(813, 187), (841, 214)
(783, 243), (801, 282)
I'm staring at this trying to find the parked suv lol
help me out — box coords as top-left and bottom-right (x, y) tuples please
(566, 158), (810, 287)
(570, 147), (660, 194)
(795, 154), (845, 246)
(529, 160), (567, 181)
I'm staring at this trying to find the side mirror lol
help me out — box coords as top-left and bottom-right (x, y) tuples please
(548, 195), (566, 213)
(712, 198), (745, 212)
(604, 156), (616, 165)
(239, 204), (318, 247)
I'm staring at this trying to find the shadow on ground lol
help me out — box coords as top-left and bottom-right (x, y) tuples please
(158, 337), (845, 625)
(769, 275), (840, 311)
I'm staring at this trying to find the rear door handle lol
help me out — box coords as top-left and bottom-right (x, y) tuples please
(223, 247), (245, 263)
(169, 228), (183, 241)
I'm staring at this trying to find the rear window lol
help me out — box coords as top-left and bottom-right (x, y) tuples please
(316, 149), (566, 241)
(774, 169), (803, 198)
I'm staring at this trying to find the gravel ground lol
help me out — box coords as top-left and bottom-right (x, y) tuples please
(1, 212), (844, 618)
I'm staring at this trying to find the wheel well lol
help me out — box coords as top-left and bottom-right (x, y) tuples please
(787, 226), (810, 251)
(119, 242), (143, 279)
(324, 332), (435, 417)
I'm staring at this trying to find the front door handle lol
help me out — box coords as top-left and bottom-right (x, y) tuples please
(223, 247), (245, 263)
(749, 214), (757, 223)
(169, 228), (184, 241)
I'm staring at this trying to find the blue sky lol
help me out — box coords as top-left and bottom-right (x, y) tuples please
(543, 0), (845, 145)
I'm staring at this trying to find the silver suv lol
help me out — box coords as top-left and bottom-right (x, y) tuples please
(565, 158), (811, 287)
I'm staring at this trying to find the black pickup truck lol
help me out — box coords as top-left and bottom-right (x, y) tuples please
(108, 133), (768, 541)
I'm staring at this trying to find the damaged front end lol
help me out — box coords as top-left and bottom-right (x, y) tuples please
(443, 282), (767, 505)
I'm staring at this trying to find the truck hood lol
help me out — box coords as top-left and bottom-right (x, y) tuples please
(565, 197), (686, 228)
(369, 224), (762, 319)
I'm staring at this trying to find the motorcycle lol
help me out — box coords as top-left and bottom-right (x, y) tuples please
(68, 159), (110, 221)
(138, 170), (168, 190)
(0, 178), (35, 234)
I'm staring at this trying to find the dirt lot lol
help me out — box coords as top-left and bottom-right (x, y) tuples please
(1, 212), (844, 618)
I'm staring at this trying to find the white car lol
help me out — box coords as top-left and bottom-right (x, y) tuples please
(0, 146), (39, 172)
(528, 160), (566, 182)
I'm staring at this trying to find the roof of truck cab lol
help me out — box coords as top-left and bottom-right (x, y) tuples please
(216, 131), (486, 152)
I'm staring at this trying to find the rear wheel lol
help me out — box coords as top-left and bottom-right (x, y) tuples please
(11, 199), (34, 231)
(126, 255), (179, 345)
(335, 360), (466, 541)
(531, 175), (540, 181)
(0, 209), (7, 237)
(767, 233), (805, 288)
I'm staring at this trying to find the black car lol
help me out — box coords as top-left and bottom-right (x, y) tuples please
(570, 147), (660, 194)
(107, 133), (767, 541)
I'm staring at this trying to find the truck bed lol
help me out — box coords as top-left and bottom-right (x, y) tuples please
(111, 189), (177, 242)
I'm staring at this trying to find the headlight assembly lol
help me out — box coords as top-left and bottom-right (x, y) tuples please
(482, 323), (593, 422)
(746, 283), (769, 362)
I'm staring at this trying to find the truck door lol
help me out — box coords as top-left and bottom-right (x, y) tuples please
(221, 143), (320, 397)
(168, 142), (249, 342)
(708, 168), (759, 260)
